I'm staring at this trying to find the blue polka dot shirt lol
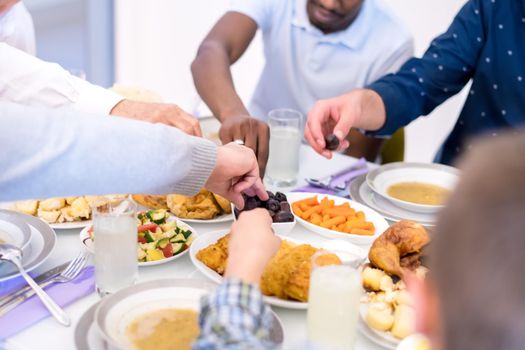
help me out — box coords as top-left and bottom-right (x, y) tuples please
(368, 0), (525, 164)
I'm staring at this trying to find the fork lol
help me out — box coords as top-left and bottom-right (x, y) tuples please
(0, 252), (88, 316)
(305, 157), (367, 190)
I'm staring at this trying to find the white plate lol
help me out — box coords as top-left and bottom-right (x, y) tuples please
(0, 211), (32, 251)
(50, 220), (91, 230)
(175, 213), (234, 224)
(190, 229), (311, 309)
(79, 215), (197, 267)
(92, 279), (284, 349)
(0, 210), (56, 282)
(287, 192), (390, 246)
(350, 175), (436, 227)
(0, 202), (92, 230)
(366, 162), (459, 214)
(358, 302), (400, 349)
(75, 280), (284, 350)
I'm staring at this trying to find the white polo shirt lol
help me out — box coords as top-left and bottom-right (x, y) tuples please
(230, 0), (414, 120)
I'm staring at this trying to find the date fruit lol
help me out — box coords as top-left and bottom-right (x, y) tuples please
(325, 134), (340, 151)
(235, 191), (294, 223)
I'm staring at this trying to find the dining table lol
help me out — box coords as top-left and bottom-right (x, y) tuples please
(3, 145), (384, 350)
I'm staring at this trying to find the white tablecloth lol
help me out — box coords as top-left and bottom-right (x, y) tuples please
(5, 145), (383, 350)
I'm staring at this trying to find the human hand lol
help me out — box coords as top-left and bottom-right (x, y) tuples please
(219, 115), (269, 177)
(225, 209), (281, 284)
(110, 99), (202, 137)
(305, 89), (385, 159)
(204, 142), (269, 209)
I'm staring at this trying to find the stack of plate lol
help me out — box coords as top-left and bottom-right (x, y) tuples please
(0, 210), (56, 282)
(349, 162), (459, 227)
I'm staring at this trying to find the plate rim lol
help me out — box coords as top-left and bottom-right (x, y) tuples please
(366, 162), (459, 212)
(0, 210), (57, 282)
(0, 210), (32, 250)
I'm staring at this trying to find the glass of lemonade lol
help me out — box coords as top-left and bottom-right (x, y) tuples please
(265, 108), (303, 187)
(93, 198), (137, 297)
(307, 251), (362, 349)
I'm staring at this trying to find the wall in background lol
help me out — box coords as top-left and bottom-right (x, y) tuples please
(26, 0), (115, 87)
(115, 0), (470, 162)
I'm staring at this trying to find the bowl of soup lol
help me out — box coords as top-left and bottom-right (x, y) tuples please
(366, 162), (459, 214)
(0, 211), (32, 251)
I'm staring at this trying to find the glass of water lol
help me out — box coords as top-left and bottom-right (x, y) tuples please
(307, 251), (362, 349)
(265, 109), (303, 187)
(93, 198), (138, 297)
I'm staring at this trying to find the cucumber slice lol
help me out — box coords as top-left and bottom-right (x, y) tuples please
(170, 233), (185, 243)
(157, 238), (170, 249)
(145, 232), (155, 243)
(171, 243), (184, 255)
(182, 230), (192, 239)
(147, 209), (168, 224)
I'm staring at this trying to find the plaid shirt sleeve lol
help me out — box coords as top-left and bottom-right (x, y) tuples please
(193, 278), (277, 350)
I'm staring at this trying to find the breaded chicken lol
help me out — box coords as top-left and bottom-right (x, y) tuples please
(132, 195), (168, 210)
(260, 241), (295, 296)
(284, 252), (342, 302)
(196, 245), (228, 274)
(167, 190), (221, 219)
(212, 193), (232, 214)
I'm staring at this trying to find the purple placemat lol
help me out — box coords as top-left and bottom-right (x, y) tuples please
(0, 266), (95, 339)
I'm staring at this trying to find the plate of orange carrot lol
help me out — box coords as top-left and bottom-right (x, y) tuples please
(288, 192), (389, 246)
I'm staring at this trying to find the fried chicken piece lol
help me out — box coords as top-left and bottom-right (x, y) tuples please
(132, 195), (168, 210)
(39, 198), (65, 211)
(368, 221), (429, 279)
(261, 244), (317, 299)
(167, 190), (221, 219)
(212, 193), (232, 214)
(284, 252), (341, 302)
(196, 245), (228, 274)
(260, 241), (295, 297)
(15, 200), (39, 216)
(37, 209), (61, 223)
(69, 197), (91, 219)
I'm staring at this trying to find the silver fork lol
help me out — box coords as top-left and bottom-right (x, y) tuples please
(0, 252), (88, 316)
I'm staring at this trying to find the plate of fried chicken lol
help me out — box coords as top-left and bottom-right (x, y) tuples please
(190, 229), (342, 309)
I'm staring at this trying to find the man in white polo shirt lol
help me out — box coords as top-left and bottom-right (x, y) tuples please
(192, 0), (413, 175)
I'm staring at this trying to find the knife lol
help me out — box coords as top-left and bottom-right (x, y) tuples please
(0, 261), (69, 308)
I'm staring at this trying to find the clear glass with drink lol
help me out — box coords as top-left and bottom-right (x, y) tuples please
(265, 108), (303, 187)
(307, 251), (362, 349)
(93, 198), (138, 297)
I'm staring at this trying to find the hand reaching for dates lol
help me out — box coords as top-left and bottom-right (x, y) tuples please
(234, 191), (294, 223)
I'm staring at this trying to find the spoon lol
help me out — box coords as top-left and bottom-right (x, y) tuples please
(0, 244), (71, 326)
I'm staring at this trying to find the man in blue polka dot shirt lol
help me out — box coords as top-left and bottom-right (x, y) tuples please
(305, 0), (525, 165)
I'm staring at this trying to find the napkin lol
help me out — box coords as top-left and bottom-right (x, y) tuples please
(293, 164), (369, 197)
(0, 266), (95, 339)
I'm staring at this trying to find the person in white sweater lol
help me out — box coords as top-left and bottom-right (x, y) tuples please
(0, 101), (267, 208)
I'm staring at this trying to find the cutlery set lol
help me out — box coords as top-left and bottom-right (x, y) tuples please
(305, 157), (368, 196)
(0, 250), (88, 326)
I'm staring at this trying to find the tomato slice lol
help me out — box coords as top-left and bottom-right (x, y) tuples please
(162, 244), (173, 258)
(138, 223), (158, 233)
(138, 236), (147, 244)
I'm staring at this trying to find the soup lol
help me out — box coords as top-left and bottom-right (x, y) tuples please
(387, 182), (449, 205)
(126, 308), (199, 350)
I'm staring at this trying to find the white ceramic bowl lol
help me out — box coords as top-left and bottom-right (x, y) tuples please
(231, 204), (296, 236)
(287, 192), (390, 246)
(367, 162), (459, 214)
(0, 211), (32, 251)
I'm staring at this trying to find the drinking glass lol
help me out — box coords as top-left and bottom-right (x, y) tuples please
(93, 198), (137, 297)
(307, 251), (362, 349)
(265, 109), (303, 187)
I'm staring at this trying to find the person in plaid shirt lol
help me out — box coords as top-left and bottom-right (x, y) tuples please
(194, 209), (281, 350)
